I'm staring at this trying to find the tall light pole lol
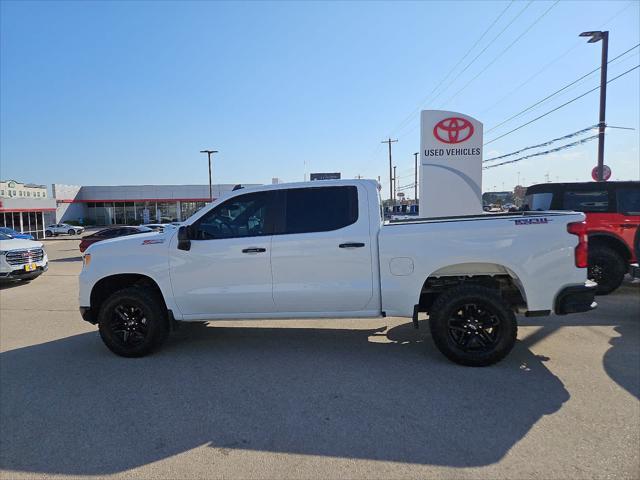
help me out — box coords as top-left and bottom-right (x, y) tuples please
(200, 149), (218, 202)
(580, 30), (609, 182)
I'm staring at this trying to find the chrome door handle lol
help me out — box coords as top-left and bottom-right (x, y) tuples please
(242, 247), (266, 254)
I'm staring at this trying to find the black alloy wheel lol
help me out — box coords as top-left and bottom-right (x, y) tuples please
(429, 285), (517, 367)
(98, 287), (169, 357)
(109, 303), (149, 347)
(447, 302), (501, 353)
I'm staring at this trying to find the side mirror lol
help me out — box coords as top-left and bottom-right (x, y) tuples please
(177, 226), (191, 251)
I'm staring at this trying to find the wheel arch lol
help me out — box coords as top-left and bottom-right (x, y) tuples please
(588, 231), (631, 261)
(90, 273), (168, 318)
(417, 262), (527, 314)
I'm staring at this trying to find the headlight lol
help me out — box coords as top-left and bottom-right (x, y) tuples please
(82, 253), (91, 268)
(0, 251), (7, 256)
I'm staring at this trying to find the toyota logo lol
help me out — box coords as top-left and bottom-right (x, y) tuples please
(433, 117), (474, 144)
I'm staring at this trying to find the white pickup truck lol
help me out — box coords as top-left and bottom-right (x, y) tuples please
(79, 180), (595, 366)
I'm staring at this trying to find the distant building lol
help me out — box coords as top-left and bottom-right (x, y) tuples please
(0, 180), (56, 238)
(52, 183), (259, 225)
(0, 179), (48, 199)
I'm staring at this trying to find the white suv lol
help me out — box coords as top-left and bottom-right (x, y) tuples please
(0, 233), (49, 282)
(45, 223), (85, 237)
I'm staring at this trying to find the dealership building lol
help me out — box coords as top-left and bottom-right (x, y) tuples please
(0, 180), (57, 239)
(52, 183), (257, 225)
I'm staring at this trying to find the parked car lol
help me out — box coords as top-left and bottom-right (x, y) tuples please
(525, 181), (640, 294)
(0, 227), (34, 240)
(79, 180), (595, 366)
(79, 226), (153, 253)
(0, 232), (48, 282)
(45, 223), (85, 237)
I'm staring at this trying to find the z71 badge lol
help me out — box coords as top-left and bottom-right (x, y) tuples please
(514, 218), (550, 225)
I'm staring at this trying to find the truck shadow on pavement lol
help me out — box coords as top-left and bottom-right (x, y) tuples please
(519, 282), (639, 401)
(1, 322), (569, 475)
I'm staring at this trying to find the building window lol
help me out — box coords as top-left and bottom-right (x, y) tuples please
(181, 201), (206, 220)
(157, 202), (178, 223)
(125, 202), (136, 225)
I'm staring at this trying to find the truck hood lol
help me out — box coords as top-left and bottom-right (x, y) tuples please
(0, 238), (44, 251)
(85, 230), (174, 254)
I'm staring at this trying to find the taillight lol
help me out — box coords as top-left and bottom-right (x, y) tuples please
(567, 221), (588, 268)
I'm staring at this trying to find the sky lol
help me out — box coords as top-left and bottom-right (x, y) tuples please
(1, 0), (639, 195)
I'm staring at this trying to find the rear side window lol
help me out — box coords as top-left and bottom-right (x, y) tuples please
(524, 192), (553, 211)
(284, 186), (358, 234)
(617, 187), (640, 214)
(563, 190), (609, 212)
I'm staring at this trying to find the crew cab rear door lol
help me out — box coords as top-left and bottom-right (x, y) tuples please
(270, 184), (374, 313)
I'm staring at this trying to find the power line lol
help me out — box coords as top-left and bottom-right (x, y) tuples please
(387, 1), (515, 138)
(442, 0), (560, 108)
(485, 43), (640, 134)
(424, 1), (532, 105)
(483, 135), (599, 169)
(484, 125), (597, 163)
(478, 0), (637, 117)
(395, 2), (546, 142)
(484, 64), (640, 146)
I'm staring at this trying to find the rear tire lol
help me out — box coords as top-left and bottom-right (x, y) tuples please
(98, 287), (169, 357)
(429, 285), (517, 367)
(588, 245), (626, 295)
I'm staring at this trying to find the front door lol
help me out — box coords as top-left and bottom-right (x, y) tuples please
(270, 185), (374, 313)
(169, 190), (278, 316)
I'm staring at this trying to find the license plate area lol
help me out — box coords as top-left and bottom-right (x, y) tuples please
(24, 263), (37, 272)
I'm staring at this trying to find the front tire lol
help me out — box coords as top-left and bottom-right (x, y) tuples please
(68, 228), (76, 235)
(98, 287), (169, 357)
(588, 245), (626, 295)
(429, 285), (517, 367)
(45, 230), (53, 237)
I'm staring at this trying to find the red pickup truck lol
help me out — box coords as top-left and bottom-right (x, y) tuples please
(525, 181), (640, 295)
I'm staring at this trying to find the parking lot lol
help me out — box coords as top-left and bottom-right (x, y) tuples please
(1, 238), (638, 479)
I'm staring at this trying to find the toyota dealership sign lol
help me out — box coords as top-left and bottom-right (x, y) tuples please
(420, 110), (483, 217)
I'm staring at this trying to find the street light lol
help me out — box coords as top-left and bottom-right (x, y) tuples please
(580, 30), (609, 182)
(199, 149), (218, 202)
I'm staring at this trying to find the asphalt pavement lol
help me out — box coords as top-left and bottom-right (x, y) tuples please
(1, 239), (638, 479)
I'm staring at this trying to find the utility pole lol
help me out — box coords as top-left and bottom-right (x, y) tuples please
(413, 152), (419, 202)
(580, 30), (609, 181)
(200, 149), (218, 202)
(393, 165), (397, 205)
(381, 138), (398, 204)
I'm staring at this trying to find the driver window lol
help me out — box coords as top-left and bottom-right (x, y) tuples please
(192, 191), (275, 240)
